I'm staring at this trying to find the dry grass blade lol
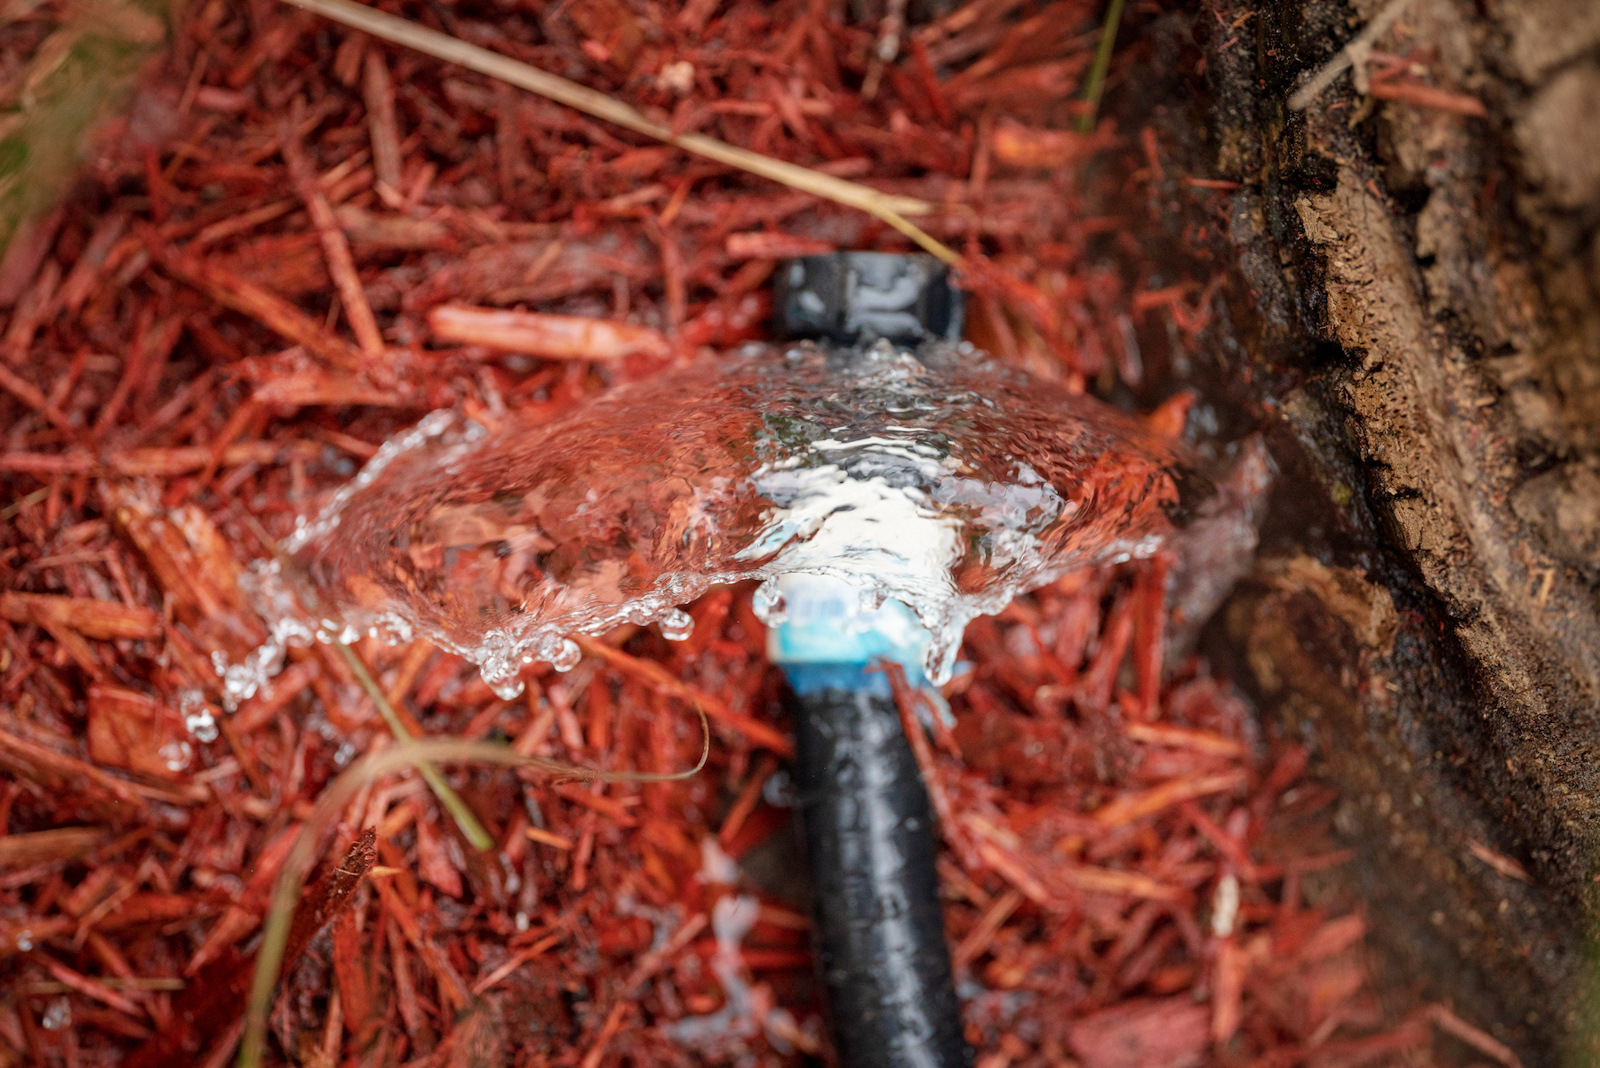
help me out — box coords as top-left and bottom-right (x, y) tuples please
(1075, 0), (1125, 133)
(331, 639), (493, 851)
(238, 731), (709, 1068)
(1287, 0), (1419, 110)
(274, 0), (962, 264)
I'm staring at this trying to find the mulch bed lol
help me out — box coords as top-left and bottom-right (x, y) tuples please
(0, 0), (1514, 1065)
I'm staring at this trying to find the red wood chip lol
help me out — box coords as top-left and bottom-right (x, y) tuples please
(1069, 997), (1210, 1068)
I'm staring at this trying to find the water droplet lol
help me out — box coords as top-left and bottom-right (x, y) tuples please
(180, 691), (219, 743)
(752, 580), (787, 625)
(922, 625), (964, 686)
(762, 769), (795, 807)
(488, 676), (526, 700)
(659, 608), (694, 641)
(550, 638), (582, 672)
(699, 837), (740, 885)
(160, 741), (193, 773)
(41, 997), (70, 1031)
(368, 615), (414, 644)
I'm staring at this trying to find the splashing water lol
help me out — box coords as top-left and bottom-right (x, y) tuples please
(227, 342), (1201, 702)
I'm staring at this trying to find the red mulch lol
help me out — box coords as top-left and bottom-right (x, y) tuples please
(0, 1), (1504, 1066)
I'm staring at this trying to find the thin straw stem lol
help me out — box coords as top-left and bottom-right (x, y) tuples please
(276, 0), (962, 263)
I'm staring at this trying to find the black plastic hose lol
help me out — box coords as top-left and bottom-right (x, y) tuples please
(788, 683), (971, 1068)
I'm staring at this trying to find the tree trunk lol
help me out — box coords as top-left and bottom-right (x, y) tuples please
(1191, 0), (1600, 1063)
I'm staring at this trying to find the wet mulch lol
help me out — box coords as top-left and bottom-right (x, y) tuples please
(0, 1), (1516, 1066)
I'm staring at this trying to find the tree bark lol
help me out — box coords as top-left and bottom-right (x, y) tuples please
(1193, 0), (1600, 1063)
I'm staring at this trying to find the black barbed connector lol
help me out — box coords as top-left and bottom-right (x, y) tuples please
(773, 252), (963, 347)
